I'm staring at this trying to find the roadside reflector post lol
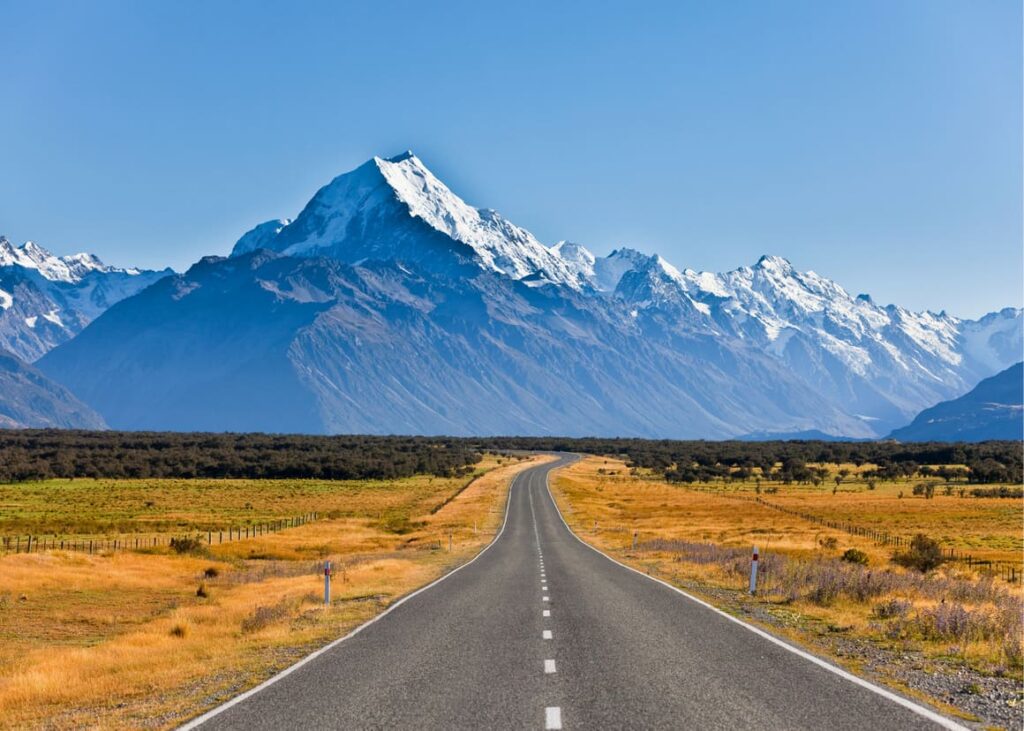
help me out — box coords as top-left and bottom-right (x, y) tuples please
(749, 546), (759, 595)
(448, 531), (453, 552)
(632, 529), (638, 551)
(324, 561), (332, 606)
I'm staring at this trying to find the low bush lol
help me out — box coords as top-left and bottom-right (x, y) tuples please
(169, 535), (205, 555)
(970, 486), (1024, 499)
(892, 534), (945, 573)
(872, 598), (912, 619)
(241, 600), (293, 634)
(841, 548), (870, 566)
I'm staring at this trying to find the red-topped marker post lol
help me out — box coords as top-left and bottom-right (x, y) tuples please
(749, 546), (759, 595)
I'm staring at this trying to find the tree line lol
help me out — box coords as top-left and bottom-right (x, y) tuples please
(0, 431), (482, 482)
(468, 437), (1023, 485)
(0, 431), (1019, 484)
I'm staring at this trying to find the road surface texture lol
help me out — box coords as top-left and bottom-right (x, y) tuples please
(188, 454), (962, 731)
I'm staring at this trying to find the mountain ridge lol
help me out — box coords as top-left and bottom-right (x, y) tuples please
(0, 346), (106, 429)
(0, 236), (173, 361)
(35, 151), (1024, 437)
(888, 362), (1023, 442)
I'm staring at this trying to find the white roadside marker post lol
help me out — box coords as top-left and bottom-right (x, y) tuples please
(324, 561), (332, 606)
(632, 529), (638, 551)
(749, 546), (759, 595)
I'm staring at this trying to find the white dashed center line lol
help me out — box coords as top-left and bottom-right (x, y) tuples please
(544, 659), (557, 674)
(543, 596), (550, 602)
(542, 630), (553, 640)
(543, 609), (550, 617)
(545, 706), (563, 730)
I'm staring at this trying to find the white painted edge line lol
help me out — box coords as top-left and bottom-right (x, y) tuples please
(179, 468), (530, 730)
(545, 706), (563, 729)
(543, 456), (969, 731)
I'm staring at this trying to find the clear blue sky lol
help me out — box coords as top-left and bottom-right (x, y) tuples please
(1, 1), (1020, 318)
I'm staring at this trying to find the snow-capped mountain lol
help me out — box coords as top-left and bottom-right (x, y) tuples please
(230, 152), (585, 288)
(0, 237), (172, 361)
(548, 242), (1022, 432)
(40, 249), (866, 436)
(36, 152), (1023, 437)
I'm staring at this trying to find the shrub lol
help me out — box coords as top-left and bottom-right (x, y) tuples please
(917, 603), (997, 642)
(170, 535), (205, 555)
(241, 601), (292, 634)
(841, 548), (870, 566)
(196, 583), (209, 598)
(970, 486), (1024, 499)
(1005, 637), (1024, 669)
(808, 571), (843, 606)
(892, 534), (945, 573)
(169, 623), (188, 638)
(872, 598), (912, 619)
(203, 566), (220, 579)
(819, 536), (838, 550)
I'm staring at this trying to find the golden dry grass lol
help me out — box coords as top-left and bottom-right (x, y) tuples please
(0, 454), (551, 729)
(0, 457), (513, 539)
(551, 456), (1023, 676)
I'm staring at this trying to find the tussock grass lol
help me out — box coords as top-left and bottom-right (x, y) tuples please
(0, 454), (548, 729)
(552, 456), (1024, 676)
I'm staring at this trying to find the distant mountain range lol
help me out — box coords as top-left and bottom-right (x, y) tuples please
(12, 152), (1023, 437)
(0, 237), (172, 361)
(889, 362), (1022, 442)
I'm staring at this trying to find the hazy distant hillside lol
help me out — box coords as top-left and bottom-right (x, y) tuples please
(889, 363), (1023, 442)
(0, 348), (106, 429)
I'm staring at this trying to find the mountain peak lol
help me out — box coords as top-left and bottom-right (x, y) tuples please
(385, 150), (417, 163)
(232, 152), (582, 287)
(754, 254), (794, 273)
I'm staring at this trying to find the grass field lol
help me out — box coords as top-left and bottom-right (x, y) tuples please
(551, 457), (1023, 688)
(0, 454), (548, 729)
(0, 460), (508, 539)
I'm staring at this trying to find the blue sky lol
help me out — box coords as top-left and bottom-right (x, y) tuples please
(1, 1), (1020, 318)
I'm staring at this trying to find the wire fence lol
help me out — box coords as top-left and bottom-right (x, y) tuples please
(0, 512), (319, 556)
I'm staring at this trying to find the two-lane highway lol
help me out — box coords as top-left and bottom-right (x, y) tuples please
(186, 455), (962, 730)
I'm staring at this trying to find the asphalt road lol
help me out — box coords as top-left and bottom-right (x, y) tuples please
(188, 455), (962, 730)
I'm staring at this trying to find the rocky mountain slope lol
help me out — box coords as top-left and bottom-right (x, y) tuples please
(37, 152), (1023, 437)
(889, 362), (1022, 442)
(0, 347), (106, 429)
